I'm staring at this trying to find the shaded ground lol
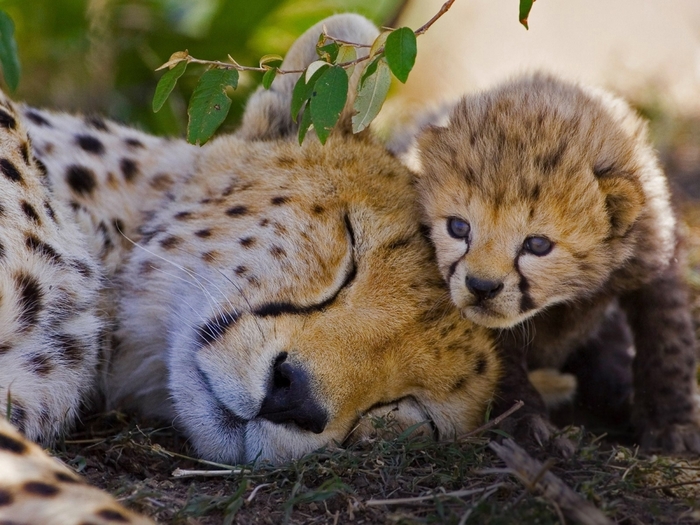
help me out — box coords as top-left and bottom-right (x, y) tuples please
(51, 112), (700, 524)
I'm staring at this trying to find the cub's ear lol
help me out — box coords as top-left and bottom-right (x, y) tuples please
(597, 175), (645, 238)
(237, 14), (378, 141)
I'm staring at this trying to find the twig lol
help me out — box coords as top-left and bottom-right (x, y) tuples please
(156, 0), (457, 76)
(365, 484), (505, 506)
(456, 400), (524, 440)
(246, 483), (272, 502)
(172, 468), (243, 478)
(415, 0), (457, 36)
(490, 439), (614, 525)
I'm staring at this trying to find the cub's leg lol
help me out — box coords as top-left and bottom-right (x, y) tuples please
(0, 93), (103, 442)
(621, 256), (700, 452)
(492, 332), (575, 457)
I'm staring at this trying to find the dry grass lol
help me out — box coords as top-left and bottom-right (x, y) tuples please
(51, 109), (700, 524)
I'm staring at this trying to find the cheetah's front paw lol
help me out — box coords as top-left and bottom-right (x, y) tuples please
(638, 421), (700, 454)
(499, 412), (575, 458)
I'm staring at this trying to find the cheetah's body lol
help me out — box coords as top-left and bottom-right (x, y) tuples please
(0, 15), (501, 522)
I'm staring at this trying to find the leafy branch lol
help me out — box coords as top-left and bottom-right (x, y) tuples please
(153, 0), (537, 146)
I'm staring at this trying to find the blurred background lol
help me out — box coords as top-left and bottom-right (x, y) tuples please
(5, 0), (700, 136)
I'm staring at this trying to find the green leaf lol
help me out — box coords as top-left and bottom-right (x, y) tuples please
(152, 60), (187, 112)
(384, 27), (417, 84)
(360, 55), (382, 87)
(290, 65), (328, 123)
(298, 102), (313, 145)
(309, 65), (348, 144)
(317, 42), (340, 63)
(259, 54), (283, 68)
(187, 68), (239, 145)
(262, 68), (276, 89)
(519, 0), (535, 29)
(335, 45), (357, 77)
(0, 11), (20, 92)
(352, 58), (391, 133)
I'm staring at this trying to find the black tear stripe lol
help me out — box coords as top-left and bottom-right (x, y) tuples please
(195, 311), (240, 347)
(255, 213), (357, 318)
(514, 257), (535, 313)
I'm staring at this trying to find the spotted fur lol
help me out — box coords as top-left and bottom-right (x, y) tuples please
(0, 14), (501, 520)
(409, 73), (700, 453)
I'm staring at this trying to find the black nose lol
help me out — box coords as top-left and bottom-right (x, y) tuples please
(466, 277), (504, 300)
(257, 353), (328, 434)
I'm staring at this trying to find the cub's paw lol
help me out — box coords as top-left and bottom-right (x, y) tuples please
(499, 412), (576, 458)
(638, 421), (700, 454)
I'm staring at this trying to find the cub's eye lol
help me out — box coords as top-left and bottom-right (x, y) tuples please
(447, 217), (470, 240)
(524, 236), (553, 256)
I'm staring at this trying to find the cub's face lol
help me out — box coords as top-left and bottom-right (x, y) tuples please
(416, 75), (648, 328)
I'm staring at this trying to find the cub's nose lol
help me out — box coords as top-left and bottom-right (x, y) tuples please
(257, 352), (328, 434)
(466, 277), (504, 301)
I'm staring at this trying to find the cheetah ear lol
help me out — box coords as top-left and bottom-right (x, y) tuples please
(597, 175), (645, 238)
(237, 14), (379, 141)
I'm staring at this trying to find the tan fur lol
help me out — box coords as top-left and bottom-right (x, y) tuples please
(412, 73), (700, 453)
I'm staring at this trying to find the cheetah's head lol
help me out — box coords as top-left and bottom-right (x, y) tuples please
(415, 73), (674, 329)
(113, 15), (500, 464)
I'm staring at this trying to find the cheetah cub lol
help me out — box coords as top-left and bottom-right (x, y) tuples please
(408, 73), (700, 454)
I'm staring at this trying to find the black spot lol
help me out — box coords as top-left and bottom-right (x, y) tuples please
(25, 109), (52, 127)
(202, 251), (217, 262)
(0, 108), (16, 129)
(70, 259), (93, 279)
(451, 377), (467, 392)
(95, 508), (129, 523)
(120, 158), (139, 181)
(75, 134), (105, 155)
(514, 258), (535, 313)
(312, 205), (325, 214)
(239, 236), (255, 248)
(0, 158), (22, 182)
(174, 211), (193, 220)
(9, 401), (27, 433)
(387, 237), (412, 250)
(54, 471), (79, 484)
(16, 273), (42, 328)
(530, 184), (540, 200)
(259, 218), (269, 227)
(27, 354), (53, 376)
(448, 260), (460, 280)
(97, 221), (114, 252)
(159, 236), (182, 249)
(226, 205), (248, 217)
(234, 265), (247, 275)
(23, 481), (59, 497)
(66, 165), (97, 195)
(195, 228), (212, 238)
(21, 201), (40, 223)
(34, 157), (48, 177)
(475, 354), (488, 375)
(270, 245), (286, 259)
(85, 115), (108, 131)
(112, 218), (124, 234)
(0, 241), (5, 259)
(20, 142), (30, 165)
(536, 141), (567, 173)
(53, 334), (84, 367)
(593, 164), (615, 177)
(25, 235), (61, 263)
(124, 137), (144, 149)
(271, 196), (290, 205)
(44, 201), (57, 222)
(0, 488), (12, 506)
(0, 432), (28, 454)
(196, 311), (240, 347)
